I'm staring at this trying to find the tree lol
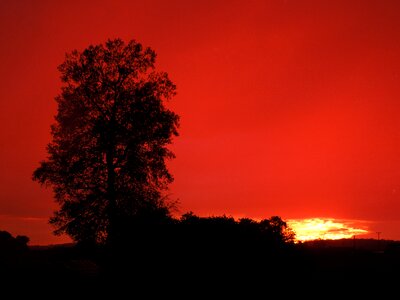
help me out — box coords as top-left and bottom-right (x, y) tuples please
(259, 216), (295, 245)
(33, 39), (179, 245)
(0, 231), (29, 252)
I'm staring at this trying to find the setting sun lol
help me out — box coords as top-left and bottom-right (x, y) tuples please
(288, 218), (369, 241)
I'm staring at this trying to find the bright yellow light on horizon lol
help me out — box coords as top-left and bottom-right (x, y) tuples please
(288, 218), (369, 241)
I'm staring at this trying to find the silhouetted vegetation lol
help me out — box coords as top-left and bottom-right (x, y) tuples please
(1, 223), (399, 296)
(33, 38), (179, 246)
(98, 213), (301, 295)
(0, 215), (295, 295)
(0, 230), (29, 253)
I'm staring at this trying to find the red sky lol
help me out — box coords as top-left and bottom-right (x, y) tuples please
(1, 0), (400, 244)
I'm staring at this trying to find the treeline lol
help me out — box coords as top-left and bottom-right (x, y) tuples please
(107, 212), (295, 250)
(0, 213), (301, 292)
(71, 211), (297, 252)
(0, 231), (29, 253)
(90, 212), (302, 291)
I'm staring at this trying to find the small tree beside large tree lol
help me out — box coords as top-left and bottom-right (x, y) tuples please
(33, 39), (179, 245)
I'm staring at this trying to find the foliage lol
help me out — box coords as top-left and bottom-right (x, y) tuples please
(0, 231), (29, 252)
(177, 212), (295, 246)
(33, 39), (179, 244)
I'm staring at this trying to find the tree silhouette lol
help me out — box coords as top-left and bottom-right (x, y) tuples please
(33, 39), (179, 245)
(0, 231), (29, 252)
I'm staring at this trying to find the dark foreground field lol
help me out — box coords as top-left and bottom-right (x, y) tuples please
(1, 238), (399, 297)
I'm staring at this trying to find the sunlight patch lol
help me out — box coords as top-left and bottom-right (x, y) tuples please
(288, 218), (369, 241)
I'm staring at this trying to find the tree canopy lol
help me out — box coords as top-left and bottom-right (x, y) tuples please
(33, 39), (179, 245)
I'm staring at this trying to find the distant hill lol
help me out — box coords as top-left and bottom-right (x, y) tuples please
(301, 238), (400, 252)
(29, 243), (75, 250)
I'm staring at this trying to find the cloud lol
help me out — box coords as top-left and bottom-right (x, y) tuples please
(0, 215), (47, 222)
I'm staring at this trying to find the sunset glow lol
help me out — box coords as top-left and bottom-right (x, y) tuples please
(288, 218), (369, 241)
(1, 0), (400, 244)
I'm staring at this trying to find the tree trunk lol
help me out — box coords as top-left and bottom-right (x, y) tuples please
(106, 147), (117, 245)
(106, 115), (117, 245)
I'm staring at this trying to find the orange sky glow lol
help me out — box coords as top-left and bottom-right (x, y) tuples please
(1, 0), (400, 244)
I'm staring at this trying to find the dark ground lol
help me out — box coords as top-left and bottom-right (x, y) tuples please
(1, 239), (399, 297)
